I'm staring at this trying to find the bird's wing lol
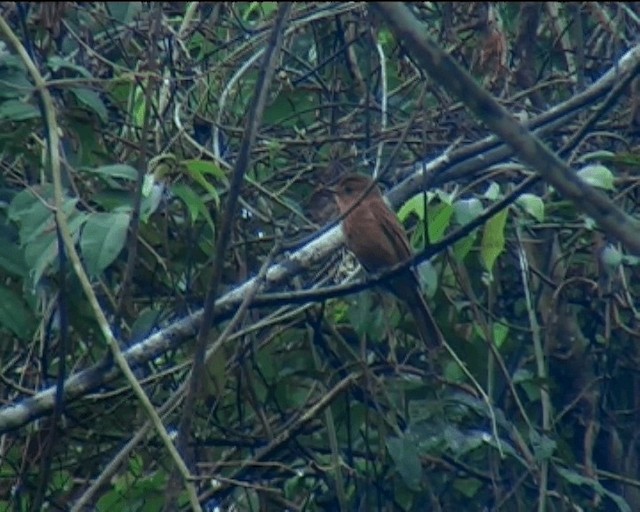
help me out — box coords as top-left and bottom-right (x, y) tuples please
(376, 205), (413, 263)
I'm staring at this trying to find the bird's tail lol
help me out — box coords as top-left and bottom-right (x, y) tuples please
(398, 276), (444, 350)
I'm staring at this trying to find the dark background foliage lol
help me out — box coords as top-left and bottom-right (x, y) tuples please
(1, 2), (640, 511)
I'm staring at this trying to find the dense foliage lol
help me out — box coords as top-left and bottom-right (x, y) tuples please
(1, 3), (640, 511)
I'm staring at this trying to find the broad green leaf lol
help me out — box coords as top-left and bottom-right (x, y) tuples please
(0, 99), (39, 121)
(427, 202), (454, 243)
(25, 213), (87, 285)
(387, 435), (422, 491)
(483, 181), (501, 200)
(516, 193), (544, 222)
(107, 1), (143, 24)
(493, 322), (509, 347)
(9, 186), (79, 245)
(481, 208), (508, 273)
(443, 426), (488, 456)
(474, 321), (510, 347)
(70, 87), (108, 122)
(0, 56), (32, 98)
(90, 190), (135, 213)
(8, 187), (84, 285)
(556, 466), (631, 512)
(398, 194), (453, 244)
(0, 286), (35, 340)
(142, 173), (156, 196)
(47, 57), (93, 78)
(347, 292), (386, 340)
(600, 244), (622, 274)
(171, 183), (216, 234)
(453, 478), (483, 498)
(529, 429), (556, 461)
(577, 164), (615, 191)
(140, 181), (165, 221)
(82, 164), (139, 181)
(416, 260), (438, 298)
(80, 212), (130, 277)
(262, 90), (318, 127)
(453, 232), (477, 261)
(397, 194), (426, 222)
(453, 197), (483, 226)
(132, 84), (146, 128)
(183, 159), (227, 184)
(0, 230), (27, 277)
(444, 357), (466, 382)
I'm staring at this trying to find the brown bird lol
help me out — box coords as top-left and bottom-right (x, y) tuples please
(330, 173), (444, 350)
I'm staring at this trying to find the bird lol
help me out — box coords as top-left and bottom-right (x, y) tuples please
(330, 173), (444, 350)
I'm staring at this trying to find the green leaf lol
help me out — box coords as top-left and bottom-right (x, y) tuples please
(386, 435), (423, 491)
(182, 161), (223, 207)
(512, 369), (544, 401)
(398, 194), (453, 244)
(454, 197), (483, 225)
(9, 186), (79, 245)
(171, 183), (216, 234)
(183, 159), (227, 184)
(25, 213), (86, 285)
(415, 260), (438, 298)
(83, 164), (139, 181)
(132, 84), (146, 128)
(107, 1), (143, 24)
(494, 322), (509, 347)
(453, 478), (483, 498)
(47, 56), (93, 78)
(70, 87), (108, 122)
(600, 244), (623, 274)
(481, 208), (508, 273)
(0, 99), (39, 121)
(141, 181), (165, 221)
(242, 1), (277, 20)
(483, 182), (501, 200)
(453, 232), (477, 261)
(515, 193), (544, 222)
(427, 202), (454, 243)
(575, 150), (615, 164)
(262, 89), (319, 127)
(80, 212), (130, 277)
(0, 57), (32, 99)
(0, 286), (35, 340)
(443, 426), (486, 456)
(577, 164), (615, 191)
(0, 230), (27, 277)
(397, 194), (426, 222)
(529, 429), (556, 461)
(555, 466), (631, 512)
(347, 292), (387, 340)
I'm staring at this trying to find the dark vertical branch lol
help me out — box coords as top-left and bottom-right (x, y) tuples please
(32, 225), (69, 511)
(163, 3), (293, 508)
(114, 4), (163, 326)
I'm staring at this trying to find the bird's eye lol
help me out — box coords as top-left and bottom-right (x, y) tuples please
(344, 186), (352, 194)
